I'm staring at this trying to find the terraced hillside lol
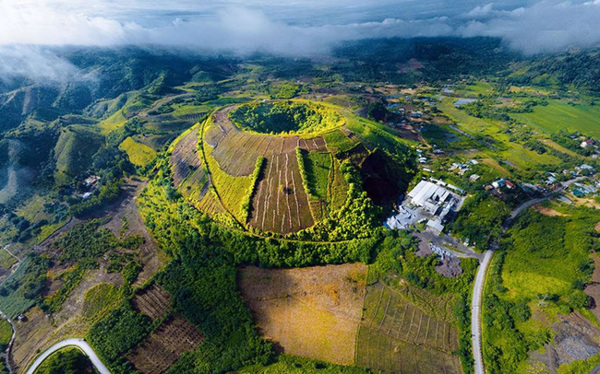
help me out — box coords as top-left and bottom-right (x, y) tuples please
(169, 99), (415, 237)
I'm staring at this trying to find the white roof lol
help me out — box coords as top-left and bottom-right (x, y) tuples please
(408, 181), (451, 207)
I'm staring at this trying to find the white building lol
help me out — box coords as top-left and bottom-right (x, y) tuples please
(407, 181), (452, 215)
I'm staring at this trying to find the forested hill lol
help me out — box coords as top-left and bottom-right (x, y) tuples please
(506, 49), (600, 93)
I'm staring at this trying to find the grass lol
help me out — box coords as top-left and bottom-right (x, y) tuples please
(438, 97), (562, 173)
(464, 81), (494, 96)
(483, 205), (600, 373)
(0, 318), (12, 348)
(304, 152), (332, 200)
(513, 100), (600, 138)
(119, 137), (157, 167)
(98, 109), (127, 135)
(322, 129), (356, 152)
(203, 142), (253, 224)
(0, 249), (16, 270)
(82, 283), (123, 323)
(239, 354), (369, 373)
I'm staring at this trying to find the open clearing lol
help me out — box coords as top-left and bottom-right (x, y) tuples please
(355, 283), (462, 374)
(239, 263), (367, 365)
(126, 315), (204, 374)
(513, 100), (600, 138)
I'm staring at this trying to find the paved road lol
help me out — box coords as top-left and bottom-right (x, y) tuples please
(471, 250), (493, 374)
(25, 339), (110, 374)
(470, 176), (583, 374)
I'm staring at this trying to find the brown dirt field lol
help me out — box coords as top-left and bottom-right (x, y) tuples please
(532, 204), (568, 217)
(249, 151), (314, 234)
(127, 315), (204, 374)
(239, 263), (368, 365)
(132, 285), (171, 321)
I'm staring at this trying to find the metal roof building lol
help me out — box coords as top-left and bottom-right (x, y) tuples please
(407, 181), (452, 214)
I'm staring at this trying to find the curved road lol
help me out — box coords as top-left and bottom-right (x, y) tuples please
(471, 177), (583, 373)
(25, 339), (110, 374)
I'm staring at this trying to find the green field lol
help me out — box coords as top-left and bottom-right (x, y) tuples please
(82, 283), (123, 323)
(304, 152), (332, 200)
(0, 318), (12, 349)
(0, 256), (47, 319)
(464, 81), (495, 96)
(239, 354), (369, 373)
(322, 129), (356, 152)
(34, 347), (94, 374)
(483, 203), (600, 373)
(513, 100), (600, 138)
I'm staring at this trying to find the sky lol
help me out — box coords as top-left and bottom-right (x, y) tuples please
(1, 0), (600, 79)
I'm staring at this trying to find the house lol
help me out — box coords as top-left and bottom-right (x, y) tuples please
(581, 139), (595, 148)
(492, 179), (506, 189)
(410, 111), (423, 119)
(469, 159), (479, 165)
(469, 174), (481, 182)
(505, 180), (516, 189)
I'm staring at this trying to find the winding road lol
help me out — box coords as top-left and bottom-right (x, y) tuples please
(25, 339), (109, 374)
(470, 176), (583, 373)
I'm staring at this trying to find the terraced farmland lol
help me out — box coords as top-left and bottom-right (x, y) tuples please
(355, 283), (462, 374)
(132, 284), (171, 321)
(170, 100), (413, 236)
(126, 315), (204, 374)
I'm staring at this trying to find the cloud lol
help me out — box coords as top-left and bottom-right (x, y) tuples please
(0, 0), (599, 80)
(460, 0), (600, 54)
(0, 46), (78, 82)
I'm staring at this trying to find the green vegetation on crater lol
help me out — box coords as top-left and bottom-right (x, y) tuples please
(229, 101), (343, 135)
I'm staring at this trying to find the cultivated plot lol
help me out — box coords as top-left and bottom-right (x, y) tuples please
(239, 264), (368, 365)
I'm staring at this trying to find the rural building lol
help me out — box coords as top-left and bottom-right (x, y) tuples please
(492, 179), (506, 189)
(469, 174), (480, 182)
(581, 139), (595, 148)
(407, 181), (452, 215)
(505, 180), (516, 189)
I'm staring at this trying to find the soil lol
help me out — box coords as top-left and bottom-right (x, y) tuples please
(238, 263), (367, 365)
(532, 204), (568, 217)
(530, 312), (600, 371)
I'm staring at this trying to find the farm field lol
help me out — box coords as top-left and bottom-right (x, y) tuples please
(355, 283), (462, 374)
(239, 264), (368, 365)
(119, 136), (157, 167)
(512, 100), (600, 138)
(126, 315), (204, 374)
(438, 97), (562, 173)
(132, 284), (171, 321)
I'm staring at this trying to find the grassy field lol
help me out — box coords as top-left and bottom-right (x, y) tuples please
(0, 318), (12, 348)
(82, 283), (123, 323)
(0, 257), (44, 319)
(204, 143), (254, 224)
(0, 249), (16, 270)
(464, 81), (494, 96)
(438, 97), (562, 173)
(483, 203), (600, 373)
(513, 100), (600, 138)
(98, 109), (127, 134)
(304, 151), (332, 200)
(322, 129), (357, 153)
(119, 137), (157, 167)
